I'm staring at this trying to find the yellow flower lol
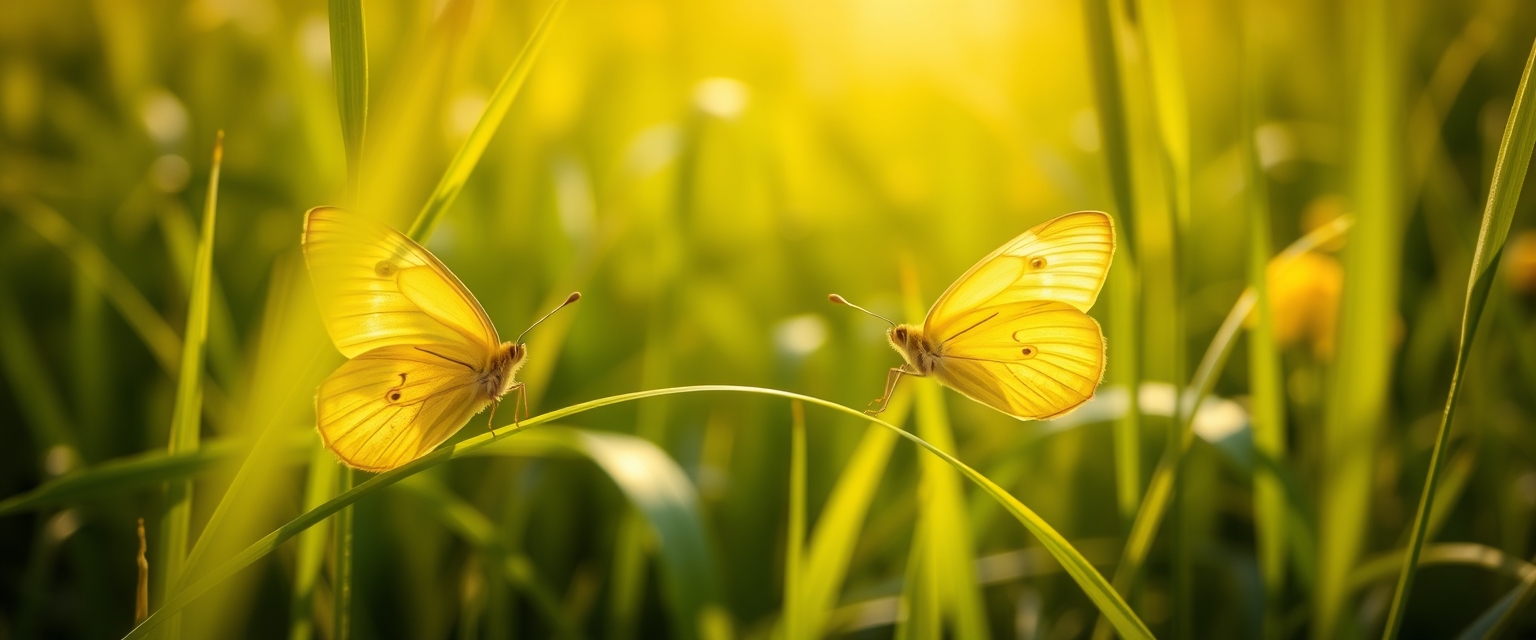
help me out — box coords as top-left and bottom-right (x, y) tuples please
(1264, 251), (1343, 360)
(1505, 231), (1536, 295)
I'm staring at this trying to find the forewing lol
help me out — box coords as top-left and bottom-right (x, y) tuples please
(932, 300), (1106, 420)
(927, 211), (1113, 333)
(303, 206), (499, 360)
(316, 345), (490, 471)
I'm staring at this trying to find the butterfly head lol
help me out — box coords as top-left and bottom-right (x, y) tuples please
(485, 292), (581, 400)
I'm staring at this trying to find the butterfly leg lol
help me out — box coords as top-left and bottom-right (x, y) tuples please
(866, 367), (917, 416)
(486, 400), (500, 438)
(510, 383), (529, 428)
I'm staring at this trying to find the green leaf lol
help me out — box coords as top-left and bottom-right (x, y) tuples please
(515, 427), (721, 640)
(0, 440), (245, 516)
(406, 0), (569, 241)
(1317, 0), (1403, 633)
(789, 397), (907, 638)
(157, 131), (223, 640)
(288, 449), (336, 640)
(1380, 33), (1536, 640)
(1083, 0), (1144, 532)
(328, 0), (367, 197)
(897, 271), (988, 640)
(119, 386), (1154, 640)
(1240, 0), (1289, 632)
(784, 402), (807, 640)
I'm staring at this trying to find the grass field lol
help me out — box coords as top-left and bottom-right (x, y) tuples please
(4, 0), (1536, 638)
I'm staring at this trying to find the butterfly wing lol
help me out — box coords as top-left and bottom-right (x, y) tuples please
(926, 211), (1114, 335)
(316, 345), (492, 471)
(931, 300), (1105, 420)
(302, 206), (500, 362)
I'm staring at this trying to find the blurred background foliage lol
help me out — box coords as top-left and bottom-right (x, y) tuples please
(3, 0), (1536, 638)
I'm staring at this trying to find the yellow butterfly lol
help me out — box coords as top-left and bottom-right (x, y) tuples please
(831, 211), (1114, 420)
(302, 207), (580, 471)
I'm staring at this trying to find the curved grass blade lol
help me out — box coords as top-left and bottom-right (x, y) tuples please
(1351, 543), (1536, 591)
(1458, 556), (1536, 640)
(406, 0), (569, 240)
(1083, 0), (1143, 528)
(784, 401), (807, 640)
(157, 130), (222, 640)
(0, 440), (245, 515)
(1103, 216), (1354, 608)
(120, 386), (1153, 640)
(1380, 33), (1536, 640)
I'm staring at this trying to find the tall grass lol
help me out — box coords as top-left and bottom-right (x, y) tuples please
(1381, 33), (1536, 640)
(5, 1), (1536, 638)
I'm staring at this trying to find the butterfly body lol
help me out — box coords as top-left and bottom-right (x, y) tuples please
(481, 341), (526, 399)
(837, 211), (1114, 421)
(888, 324), (940, 375)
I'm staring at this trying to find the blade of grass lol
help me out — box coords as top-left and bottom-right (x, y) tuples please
(784, 401), (807, 640)
(788, 394), (910, 639)
(156, 131), (222, 640)
(394, 476), (579, 639)
(288, 449), (336, 640)
(1380, 33), (1536, 640)
(895, 517), (940, 640)
(1133, 0), (1192, 631)
(136, 517), (149, 623)
(406, 0), (569, 240)
(71, 270), (108, 458)
(120, 385), (1154, 640)
(6, 197), (182, 377)
(327, 0), (367, 634)
(1083, 0), (1143, 529)
(0, 438), (255, 515)
(156, 207), (243, 400)
(1352, 543), (1536, 590)
(332, 466), (353, 640)
(1240, 0), (1290, 633)
(328, 0), (367, 199)
(1459, 553), (1536, 639)
(481, 426), (723, 639)
(170, 270), (333, 592)
(0, 283), (80, 468)
(899, 265), (988, 640)
(1318, 0), (1402, 633)
(1098, 216), (1353, 632)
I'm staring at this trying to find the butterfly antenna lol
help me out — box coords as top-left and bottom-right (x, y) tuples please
(516, 292), (582, 344)
(828, 294), (895, 327)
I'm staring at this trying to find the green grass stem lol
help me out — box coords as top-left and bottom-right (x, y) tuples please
(156, 131), (223, 640)
(119, 385), (1154, 640)
(1379, 33), (1536, 640)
